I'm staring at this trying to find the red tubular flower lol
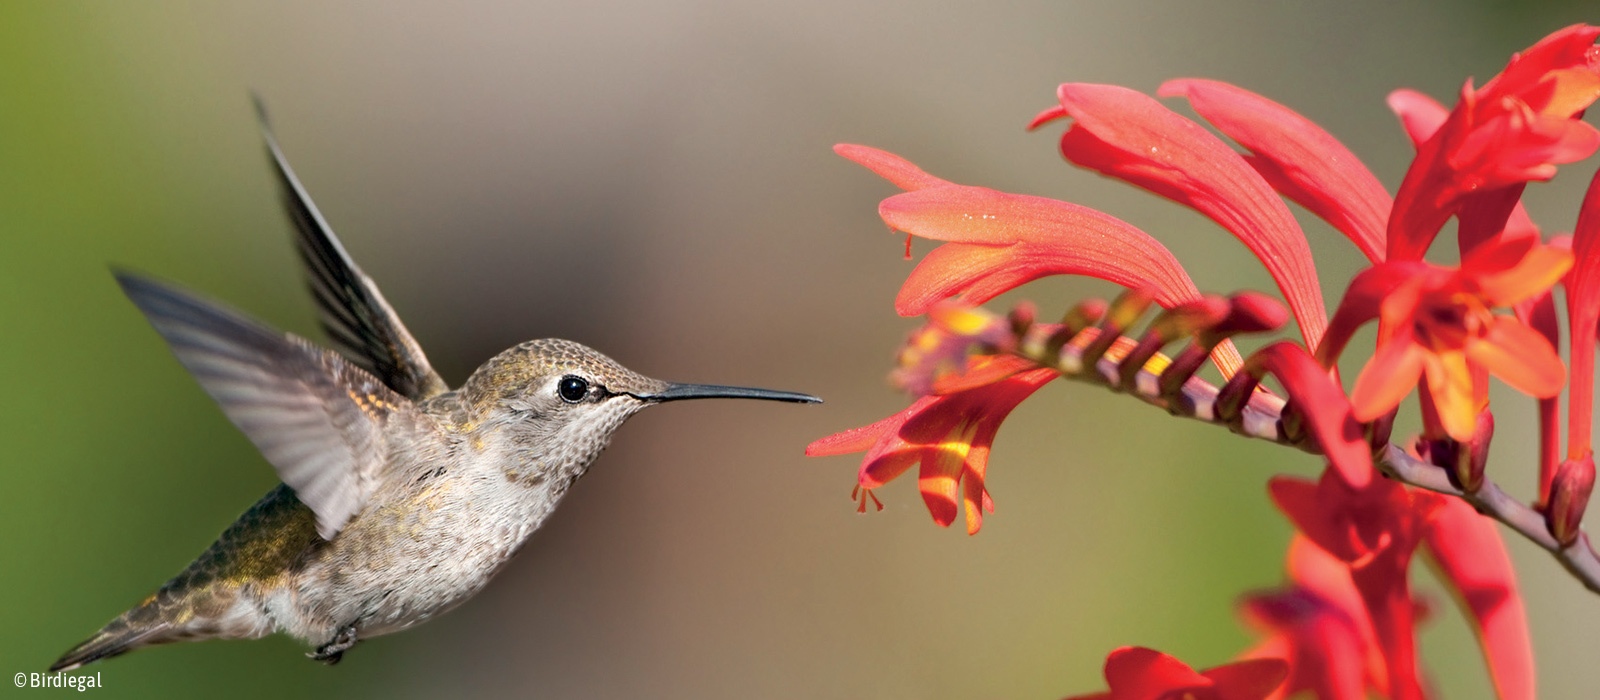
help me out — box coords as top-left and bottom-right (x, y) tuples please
(1387, 25), (1600, 260)
(1031, 83), (1328, 348)
(1160, 78), (1392, 264)
(1237, 538), (1385, 700)
(1319, 235), (1571, 442)
(1065, 647), (1288, 700)
(1269, 471), (1443, 700)
(1387, 86), (1547, 253)
(1271, 467), (1535, 700)
(805, 369), (1056, 534)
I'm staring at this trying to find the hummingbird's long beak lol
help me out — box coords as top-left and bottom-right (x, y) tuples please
(639, 383), (821, 404)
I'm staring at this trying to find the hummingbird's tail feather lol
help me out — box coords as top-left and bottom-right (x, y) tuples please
(50, 601), (176, 671)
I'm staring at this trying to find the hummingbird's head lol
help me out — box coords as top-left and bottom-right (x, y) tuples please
(460, 339), (819, 475)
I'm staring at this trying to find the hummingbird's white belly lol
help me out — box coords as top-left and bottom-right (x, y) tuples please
(274, 468), (560, 645)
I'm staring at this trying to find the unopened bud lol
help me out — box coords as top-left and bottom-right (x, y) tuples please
(1198, 291), (1288, 349)
(1548, 455), (1595, 547)
(1458, 411), (1493, 494)
(1215, 364), (1264, 426)
(1366, 409), (1395, 454)
(1007, 301), (1036, 339)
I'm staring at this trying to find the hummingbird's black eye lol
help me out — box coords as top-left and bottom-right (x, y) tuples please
(557, 375), (590, 403)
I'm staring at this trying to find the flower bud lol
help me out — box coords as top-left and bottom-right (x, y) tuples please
(1547, 455), (1595, 547)
(1459, 411), (1494, 494)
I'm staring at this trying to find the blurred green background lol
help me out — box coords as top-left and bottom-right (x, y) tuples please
(2, 1), (1597, 698)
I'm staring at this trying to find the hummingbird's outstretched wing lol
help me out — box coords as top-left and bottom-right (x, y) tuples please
(255, 102), (450, 402)
(116, 271), (411, 540)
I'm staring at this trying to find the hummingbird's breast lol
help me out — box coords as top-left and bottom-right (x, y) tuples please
(272, 421), (570, 643)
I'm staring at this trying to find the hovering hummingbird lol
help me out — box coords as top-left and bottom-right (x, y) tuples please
(50, 114), (819, 671)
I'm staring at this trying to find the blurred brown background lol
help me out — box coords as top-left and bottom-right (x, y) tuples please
(2, 2), (1596, 698)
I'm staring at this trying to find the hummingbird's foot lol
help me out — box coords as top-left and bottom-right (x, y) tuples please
(308, 625), (359, 665)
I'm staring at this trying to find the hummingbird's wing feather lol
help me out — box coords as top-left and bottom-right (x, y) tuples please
(255, 106), (449, 402)
(115, 271), (411, 541)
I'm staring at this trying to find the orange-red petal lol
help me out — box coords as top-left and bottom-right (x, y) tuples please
(833, 143), (954, 191)
(1161, 78), (1390, 264)
(1038, 82), (1328, 348)
(1564, 168), (1600, 457)
(1424, 499), (1534, 700)
(1350, 332), (1426, 422)
(1422, 350), (1478, 442)
(1465, 316), (1566, 399)
(879, 186), (1203, 309)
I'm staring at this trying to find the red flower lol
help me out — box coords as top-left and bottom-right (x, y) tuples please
(1387, 24), (1600, 260)
(805, 369), (1056, 534)
(1318, 234), (1570, 442)
(1237, 538), (1386, 700)
(1270, 469), (1533, 700)
(1064, 647), (1288, 700)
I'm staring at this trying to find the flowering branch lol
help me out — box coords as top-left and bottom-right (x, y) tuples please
(1376, 444), (1600, 594)
(981, 294), (1600, 595)
(810, 24), (1600, 699)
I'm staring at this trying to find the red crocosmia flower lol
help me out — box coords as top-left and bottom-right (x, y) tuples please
(805, 369), (1056, 534)
(1387, 86), (1547, 253)
(1237, 538), (1385, 700)
(1270, 471), (1444, 700)
(1064, 646), (1288, 700)
(1387, 24), (1600, 260)
(1031, 82), (1328, 349)
(1319, 234), (1571, 442)
(1269, 467), (1535, 700)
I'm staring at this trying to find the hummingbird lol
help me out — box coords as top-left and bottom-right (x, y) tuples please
(50, 113), (819, 671)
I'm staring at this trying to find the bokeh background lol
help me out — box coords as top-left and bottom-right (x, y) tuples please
(3, 2), (1597, 698)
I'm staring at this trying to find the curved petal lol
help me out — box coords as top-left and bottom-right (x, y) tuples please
(1248, 342), (1373, 487)
(1387, 88), (1450, 146)
(833, 143), (954, 191)
(917, 422), (974, 528)
(896, 240), (1198, 313)
(1423, 350), (1478, 442)
(1564, 168), (1600, 456)
(1161, 78), (1391, 263)
(1467, 316), (1566, 398)
(1464, 237), (1572, 304)
(1350, 334), (1426, 422)
(1037, 82), (1327, 347)
(1424, 499), (1534, 700)
(1103, 647), (1210, 696)
(1202, 658), (1291, 700)
(805, 398), (922, 456)
(880, 186), (1204, 301)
